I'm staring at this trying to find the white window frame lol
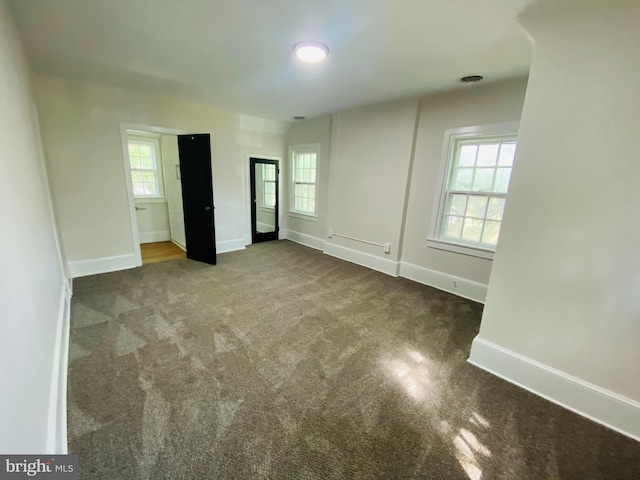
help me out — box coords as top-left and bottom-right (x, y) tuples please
(289, 143), (320, 219)
(428, 122), (519, 260)
(128, 135), (165, 201)
(260, 163), (276, 209)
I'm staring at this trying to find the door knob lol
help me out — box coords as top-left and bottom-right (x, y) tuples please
(204, 206), (211, 211)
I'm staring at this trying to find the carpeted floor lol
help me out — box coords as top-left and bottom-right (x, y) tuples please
(68, 241), (640, 479)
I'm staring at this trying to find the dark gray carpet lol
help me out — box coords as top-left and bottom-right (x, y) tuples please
(68, 240), (640, 479)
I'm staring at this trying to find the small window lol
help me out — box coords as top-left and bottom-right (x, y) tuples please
(262, 164), (276, 208)
(290, 144), (319, 216)
(434, 126), (518, 253)
(128, 138), (163, 198)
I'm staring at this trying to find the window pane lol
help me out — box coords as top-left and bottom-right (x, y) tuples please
(482, 220), (501, 246)
(462, 218), (483, 243)
(302, 198), (309, 212)
(472, 168), (494, 192)
(131, 171), (143, 182)
(143, 172), (155, 183)
(448, 194), (467, 216)
(466, 195), (488, 219)
(144, 183), (157, 196)
(266, 194), (275, 207)
(138, 144), (152, 157)
(141, 157), (153, 169)
(309, 185), (316, 199)
(452, 168), (473, 191)
(130, 156), (141, 169)
(133, 183), (144, 195)
(128, 144), (139, 156)
(494, 167), (512, 193)
(309, 169), (316, 183)
(498, 142), (517, 166)
(308, 200), (315, 213)
(443, 216), (463, 239)
(301, 184), (308, 197)
(486, 197), (505, 221)
(458, 145), (477, 167)
(309, 155), (316, 169)
(477, 144), (499, 167)
(264, 164), (275, 180)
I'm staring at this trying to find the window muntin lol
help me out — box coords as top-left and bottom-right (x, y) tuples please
(128, 139), (162, 198)
(291, 147), (318, 216)
(439, 136), (517, 249)
(262, 164), (276, 207)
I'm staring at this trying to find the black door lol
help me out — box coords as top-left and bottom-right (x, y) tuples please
(250, 158), (279, 243)
(177, 134), (216, 265)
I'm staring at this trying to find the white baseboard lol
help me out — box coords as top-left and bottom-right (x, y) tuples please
(47, 280), (72, 453)
(399, 262), (487, 304)
(282, 229), (324, 251)
(68, 254), (139, 278)
(171, 239), (186, 251)
(257, 222), (275, 233)
(468, 337), (640, 441)
(139, 230), (170, 243)
(243, 234), (251, 246)
(323, 242), (399, 276)
(217, 238), (246, 254)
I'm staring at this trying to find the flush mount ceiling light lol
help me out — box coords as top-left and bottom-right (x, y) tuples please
(294, 41), (329, 63)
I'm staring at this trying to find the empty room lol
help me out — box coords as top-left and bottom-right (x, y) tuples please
(1, 0), (639, 478)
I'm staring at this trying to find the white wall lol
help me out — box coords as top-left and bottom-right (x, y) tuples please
(325, 99), (419, 270)
(471, 1), (640, 439)
(283, 86), (528, 293)
(34, 75), (288, 273)
(0, 0), (66, 453)
(284, 116), (332, 244)
(135, 201), (170, 243)
(161, 134), (185, 248)
(401, 78), (528, 285)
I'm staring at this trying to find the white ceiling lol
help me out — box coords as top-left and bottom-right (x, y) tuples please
(9, 0), (534, 121)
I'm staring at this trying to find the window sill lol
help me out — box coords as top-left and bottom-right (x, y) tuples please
(426, 238), (494, 260)
(289, 211), (318, 222)
(135, 197), (167, 204)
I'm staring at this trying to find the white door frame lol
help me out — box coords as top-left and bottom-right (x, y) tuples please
(119, 122), (186, 265)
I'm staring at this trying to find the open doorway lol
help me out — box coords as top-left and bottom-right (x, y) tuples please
(123, 126), (186, 264)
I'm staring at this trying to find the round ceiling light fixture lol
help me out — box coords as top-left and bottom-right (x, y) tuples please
(294, 41), (329, 63)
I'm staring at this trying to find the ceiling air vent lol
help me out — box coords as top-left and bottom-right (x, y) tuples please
(460, 75), (483, 83)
